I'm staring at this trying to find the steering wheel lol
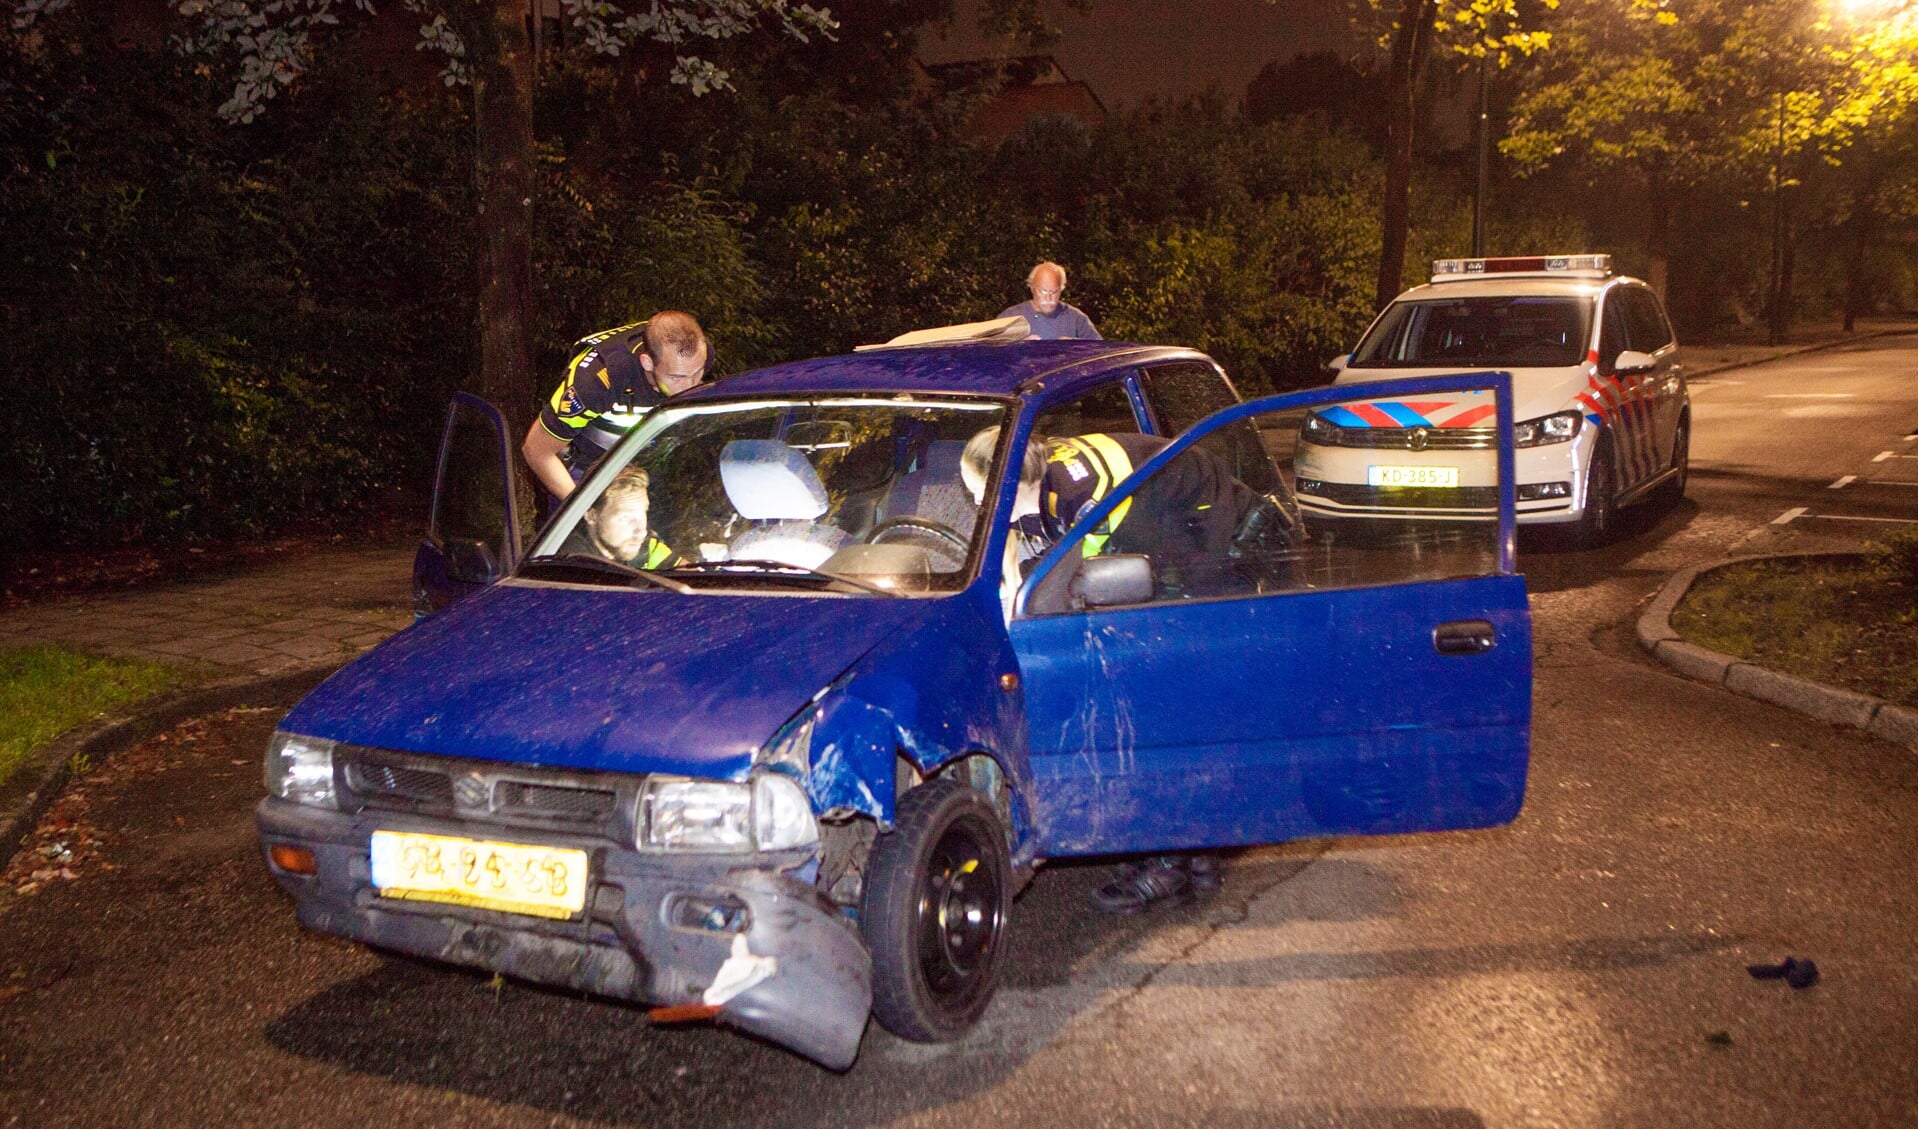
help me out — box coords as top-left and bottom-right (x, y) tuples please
(864, 516), (969, 556)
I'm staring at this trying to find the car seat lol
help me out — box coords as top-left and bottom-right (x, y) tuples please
(874, 440), (979, 537)
(719, 439), (852, 569)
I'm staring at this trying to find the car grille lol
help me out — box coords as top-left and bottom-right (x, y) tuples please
(338, 745), (633, 837)
(1303, 426), (1494, 451)
(1296, 481), (1501, 510)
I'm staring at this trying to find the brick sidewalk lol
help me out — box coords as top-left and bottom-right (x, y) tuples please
(0, 545), (415, 676)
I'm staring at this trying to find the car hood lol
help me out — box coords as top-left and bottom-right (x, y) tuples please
(1330, 365), (1596, 427)
(281, 581), (948, 779)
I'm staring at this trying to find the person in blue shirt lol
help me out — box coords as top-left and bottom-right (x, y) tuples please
(998, 261), (1101, 341)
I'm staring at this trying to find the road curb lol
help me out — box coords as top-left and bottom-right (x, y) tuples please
(1686, 324), (1918, 379)
(0, 661), (343, 873)
(1637, 552), (1918, 753)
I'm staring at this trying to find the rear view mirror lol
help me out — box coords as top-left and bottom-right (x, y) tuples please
(1325, 353), (1350, 374)
(1071, 555), (1154, 609)
(1613, 349), (1656, 375)
(446, 538), (501, 585)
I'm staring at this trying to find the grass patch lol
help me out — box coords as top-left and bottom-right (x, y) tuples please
(0, 646), (188, 791)
(1673, 536), (1918, 709)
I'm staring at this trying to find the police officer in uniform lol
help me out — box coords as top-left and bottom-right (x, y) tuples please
(1040, 432), (1256, 572)
(521, 310), (710, 503)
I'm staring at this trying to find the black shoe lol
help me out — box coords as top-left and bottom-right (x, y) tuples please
(1188, 854), (1221, 894)
(1091, 857), (1191, 914)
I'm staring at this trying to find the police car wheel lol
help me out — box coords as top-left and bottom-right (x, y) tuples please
(1574, 441), (1616, 549)
(861, 776), (1010, 1043)
(1662, 415), (1690, 505)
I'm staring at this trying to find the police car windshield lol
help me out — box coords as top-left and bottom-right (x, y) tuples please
(1351, 296), (1592, 369)
(532, 397), (1009, 595)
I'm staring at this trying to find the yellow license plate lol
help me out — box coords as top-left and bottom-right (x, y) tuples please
(1368, 464), (1460, 488)
(369, 830), (589, 920)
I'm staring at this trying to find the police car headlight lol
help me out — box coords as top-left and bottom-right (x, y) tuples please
(1514, 411), (1583, 447)
(264, 730), (338, 809)
(1301, 412), (1345, 446)
(640, 775), (817, 852)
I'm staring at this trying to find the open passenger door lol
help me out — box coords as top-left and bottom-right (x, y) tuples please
(413, 393), (531, 617)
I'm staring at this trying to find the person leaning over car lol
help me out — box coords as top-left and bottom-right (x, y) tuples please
(962, 426), (1252, 913)
(522, 310), (710, 503)
(998, 261), (1101, 341)
(556, 467), (682, 569)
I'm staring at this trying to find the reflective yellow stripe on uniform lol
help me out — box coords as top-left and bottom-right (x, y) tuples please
(1053, 435), (1136, 557)
(641, 537), (676, 570)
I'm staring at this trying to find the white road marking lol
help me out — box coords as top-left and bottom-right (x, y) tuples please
(1828, 475), (1857, 489)
(1800, 514), (1918, 525)
(1765, 393), (1856, 399)
(1773, 507), (1807, 525)
(1875, 451), (1896, 462)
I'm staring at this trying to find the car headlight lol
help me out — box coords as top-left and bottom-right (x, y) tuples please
(640, 774), (819, 852)
(1513, 411), (1583, 447)
(1300, 411), (1345, 445)
(264, 730), (338, 809)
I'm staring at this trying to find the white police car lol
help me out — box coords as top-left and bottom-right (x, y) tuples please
(1294, 255), (1688, 545)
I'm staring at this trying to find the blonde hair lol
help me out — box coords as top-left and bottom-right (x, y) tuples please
(961, 426), (1046, 496)
(596, 467), (652, 510)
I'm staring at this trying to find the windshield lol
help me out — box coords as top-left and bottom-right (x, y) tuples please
(1350, 295), (1593, 369)
(528, 397), (1009, 596)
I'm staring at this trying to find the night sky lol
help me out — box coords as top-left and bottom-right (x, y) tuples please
(917, 0), (1361, 109)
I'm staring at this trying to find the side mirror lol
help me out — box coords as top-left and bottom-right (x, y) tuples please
(1071, 554), (1154, 609)
(1325, 353), (1350, 374)
(445, 538), (502, 585)
(1613, 349), (1656, 375)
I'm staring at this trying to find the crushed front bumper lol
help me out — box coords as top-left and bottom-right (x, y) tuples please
(256, 798), (872, 1069)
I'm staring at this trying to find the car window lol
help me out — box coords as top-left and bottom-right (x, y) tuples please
(1022, 401), (1501, 616)
(1034, 381), (1140, 440)
(1599, 297), (1629, 373)
(1623, 287), (1674, 352)
(1139, 361), (1279, 494)
(1350, 296), (1593, 369)
(433, 400), (525, 568)
(531, 397), (1007, 595)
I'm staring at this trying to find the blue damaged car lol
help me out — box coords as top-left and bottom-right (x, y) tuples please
(256, 334), (1532, 1069)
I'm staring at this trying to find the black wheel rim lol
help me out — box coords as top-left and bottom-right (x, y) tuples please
(913, 818), (1002, 1007)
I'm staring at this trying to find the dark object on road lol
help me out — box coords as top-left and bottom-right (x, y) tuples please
(1748, 956), (1820, 988)
(1706, 1030), (1734, 1047)
(1092, 854), (1220, 913)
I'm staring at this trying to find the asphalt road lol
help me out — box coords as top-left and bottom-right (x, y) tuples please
(3, 339), (1917, 1127)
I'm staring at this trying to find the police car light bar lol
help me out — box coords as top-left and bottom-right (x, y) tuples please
(1431, 254), (1611, 281)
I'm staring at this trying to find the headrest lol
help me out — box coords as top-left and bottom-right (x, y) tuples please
(720, 440), (829, 521)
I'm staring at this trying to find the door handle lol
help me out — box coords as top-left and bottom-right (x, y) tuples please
(1433, 619), (1497, 656)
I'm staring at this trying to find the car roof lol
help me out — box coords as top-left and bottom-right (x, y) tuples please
(1393, 275), (1644, 302)
(689, 340), (1212, 401)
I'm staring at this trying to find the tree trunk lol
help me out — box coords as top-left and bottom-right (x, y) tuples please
(1644, 169), (1671, 300)
(463, 0), (539, 440)
(1844, 161), (1879, 334)
(1375, 0), (1435, 312)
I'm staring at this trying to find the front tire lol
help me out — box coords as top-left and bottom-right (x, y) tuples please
(1574, 439), (1617, 548)
(861, 776), (1010, 1042)
(1661, 415), (1690, 506)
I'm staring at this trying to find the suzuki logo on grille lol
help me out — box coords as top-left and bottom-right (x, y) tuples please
(455, 773), (490, 809)
(1408, 427), (1430, 451)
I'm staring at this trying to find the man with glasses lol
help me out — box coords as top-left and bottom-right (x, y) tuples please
(999, 261), (1101, 341)
(522, 310), (710, 503)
